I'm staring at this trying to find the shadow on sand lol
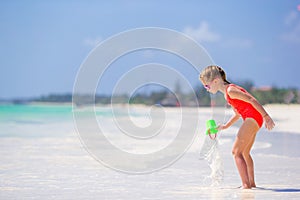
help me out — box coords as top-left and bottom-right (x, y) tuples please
(256, 187), (300, 193)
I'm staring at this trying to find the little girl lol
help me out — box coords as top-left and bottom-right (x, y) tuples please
(199, 65), (275, 189)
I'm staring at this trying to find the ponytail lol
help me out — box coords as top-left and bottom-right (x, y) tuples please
(216, 66), (231, 84)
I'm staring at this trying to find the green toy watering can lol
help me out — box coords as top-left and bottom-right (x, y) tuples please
(206, 119), (218, 136)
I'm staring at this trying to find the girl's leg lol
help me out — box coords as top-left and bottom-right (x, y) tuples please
(243, 123), (259, 188)
(232, 118), (259, 189)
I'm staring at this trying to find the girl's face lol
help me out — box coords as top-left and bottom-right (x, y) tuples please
(202, 78), (219, 94)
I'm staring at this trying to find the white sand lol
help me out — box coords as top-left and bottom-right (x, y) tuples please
(0, 104), (299, 199)
(264, 104), (300, 134)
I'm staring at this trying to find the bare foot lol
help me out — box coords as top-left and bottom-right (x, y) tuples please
(242, 184), (252, 189)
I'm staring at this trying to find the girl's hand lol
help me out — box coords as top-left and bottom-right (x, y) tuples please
(217, 124), (227, 131)
(264, 115), (275, 130)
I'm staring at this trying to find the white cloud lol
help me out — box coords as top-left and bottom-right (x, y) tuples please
(281, 22), (300, 43)
(284, 11), (298, 26)
(83, 36), (103, 48)
(183, 22), (253, 49)
(281, 11), (300, 44)
(183, 21), (221, 43)
(222, 38), (253, 49)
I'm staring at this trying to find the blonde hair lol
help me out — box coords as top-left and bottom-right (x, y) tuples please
(199, 65), (230, 84)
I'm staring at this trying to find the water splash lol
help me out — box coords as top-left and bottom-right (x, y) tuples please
(199, 136), (224, 186)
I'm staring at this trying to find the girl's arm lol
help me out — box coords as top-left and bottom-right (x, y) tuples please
(227, 86), (275, 130)
(218, 108), (240, 130)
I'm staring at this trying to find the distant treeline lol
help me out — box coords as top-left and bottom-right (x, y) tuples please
(5, 81), (300, 106)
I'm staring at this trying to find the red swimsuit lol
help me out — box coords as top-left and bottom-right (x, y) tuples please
(226, 84), (263, 128)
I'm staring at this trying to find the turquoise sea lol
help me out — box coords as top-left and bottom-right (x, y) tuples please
(0, 104), (73, 121)
(0, 104), (74, 138)
(0, 104), (120, 138)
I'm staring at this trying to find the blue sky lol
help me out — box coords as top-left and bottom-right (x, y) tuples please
(1, 0), (300, 99)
